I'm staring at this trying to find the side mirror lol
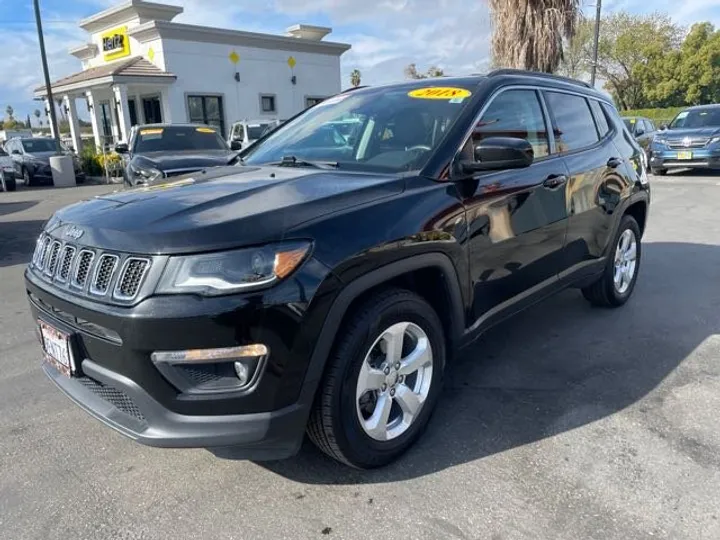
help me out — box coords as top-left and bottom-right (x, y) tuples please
(114, 143), (129, 154)
(230, 140), (243, 151)
(660, 124), (668, 131)
(635, 128), (645, 137)
(11, 149), (20, 155)
(459, 137), (534, 174)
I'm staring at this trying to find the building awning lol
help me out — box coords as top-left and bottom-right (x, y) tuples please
(34, 57), (176, 98)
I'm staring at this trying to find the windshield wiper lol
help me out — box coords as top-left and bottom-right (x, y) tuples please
(266, 155), (339, 169)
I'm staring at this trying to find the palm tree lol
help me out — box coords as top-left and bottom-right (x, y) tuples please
(350, 69), (362, 87)
(488, 0), (581, 73)
(5, 105), (14, 121)
(34, 109), (41, 128)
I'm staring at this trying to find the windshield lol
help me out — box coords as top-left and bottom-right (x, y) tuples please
(670, 108), (720, 129)
(623, 119), (634, 131)
(242, 85), (475, 172)
(21, 139), (62, 153)
(247, 124), (272, 140)
(133, 126), (227, 153)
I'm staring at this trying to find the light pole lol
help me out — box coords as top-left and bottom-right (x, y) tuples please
(590, 0), (602, 87)
(34, 0), (60, 146)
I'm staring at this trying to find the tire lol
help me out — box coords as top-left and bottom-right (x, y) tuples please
(582, 215), (642, 308)
(22, 167), (33, 187)
(307, 288), (446, 469)
(651, 168), (667, 176)
(4, 176), (16, 191)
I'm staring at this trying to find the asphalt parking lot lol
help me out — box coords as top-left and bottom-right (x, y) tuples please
(1, 173), (720, 540)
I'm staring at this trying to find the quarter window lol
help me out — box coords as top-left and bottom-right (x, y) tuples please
(474, 89), (550, 158)
(589, 100), (610, 138)
(545, 92), (600, 153)
(187, 95), (225, 135)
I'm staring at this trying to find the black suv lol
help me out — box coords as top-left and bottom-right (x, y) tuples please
(5, 137), (85, 186)
(25, 70), (650, 469)
(116, 123), (242, 186)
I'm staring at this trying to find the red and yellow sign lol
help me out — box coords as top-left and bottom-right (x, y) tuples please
(102, 25), (131, 61)
(408, 87), (472, 100)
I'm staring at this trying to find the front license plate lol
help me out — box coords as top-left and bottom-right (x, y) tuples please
(677, 151), (693, 160)
(39, 321), (75, 377)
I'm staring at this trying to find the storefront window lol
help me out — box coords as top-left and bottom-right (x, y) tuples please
(187, 95), (225, 135)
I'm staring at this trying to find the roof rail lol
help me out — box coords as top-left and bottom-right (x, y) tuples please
(341, 85), (370, 94)
(488, 69), (593, 89)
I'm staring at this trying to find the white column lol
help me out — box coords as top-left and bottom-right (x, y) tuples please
(43, 98), (56, 139)
(63, 95), (82, 154)
(85, 90), (102, 150)
(112, 84), (132, 143)
(160, 86), (173, 123)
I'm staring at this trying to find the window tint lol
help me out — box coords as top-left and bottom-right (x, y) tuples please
(474, 89), (550, 158)
(545, 92), (599, 152)
(589, 100), (610, 137)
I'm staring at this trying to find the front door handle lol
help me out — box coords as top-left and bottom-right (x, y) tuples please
(543, 174), (568, 189)
(607, 157), (623, 168)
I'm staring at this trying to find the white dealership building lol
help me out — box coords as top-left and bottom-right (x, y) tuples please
(34, 0), (351, 151)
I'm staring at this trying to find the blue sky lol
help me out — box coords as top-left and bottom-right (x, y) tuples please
(0, 0), (718, 125)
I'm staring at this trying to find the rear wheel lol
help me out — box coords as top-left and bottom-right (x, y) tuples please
(307, 288), (445, 468)
(22, 167), (33, 187)
(2, 174), (16, 192)
(582, 215), (641, 308)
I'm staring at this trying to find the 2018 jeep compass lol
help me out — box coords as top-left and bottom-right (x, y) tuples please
(25, 70), (650, 469)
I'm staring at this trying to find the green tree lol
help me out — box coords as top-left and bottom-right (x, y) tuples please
(593, 12), (683, 110)
(677, 23), (720, 105)
(488, 0), (581, 73)
(33, 109), (41, 127)
(404, 64), (445, 79)
(5, 105), (14, 122)
(350, 69), (362, 87)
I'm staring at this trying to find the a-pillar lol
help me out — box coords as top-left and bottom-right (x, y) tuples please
(63, 95), (82, 154)
(85, 90), (103, 150)
(112, 84), (132, 143)
(43, 98), (57, 139)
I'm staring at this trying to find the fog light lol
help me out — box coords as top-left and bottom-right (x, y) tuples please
(234, 361), (250, 385)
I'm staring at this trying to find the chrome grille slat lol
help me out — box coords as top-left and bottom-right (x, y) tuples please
(71, 250), (95, 289)
(89, 254), (119, 296)
(32, 236), (47, 267)
(44, 241), (62, 276)
(57, 246), (76, 282)
(38, 237), (53, 270)
(114, 258), (151, 300)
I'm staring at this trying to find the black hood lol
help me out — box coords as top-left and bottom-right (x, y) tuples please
(661, 127), (720, 138)
(46, 165), (404, 254)
(132, 150), (236, 171)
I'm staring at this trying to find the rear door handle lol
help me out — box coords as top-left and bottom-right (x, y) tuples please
(543, 174), (568, 189)
(607, 157), (623, 168)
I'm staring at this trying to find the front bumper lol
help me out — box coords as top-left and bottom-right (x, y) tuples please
(650, 148), (720, 170)
(25, 258), (338, 458)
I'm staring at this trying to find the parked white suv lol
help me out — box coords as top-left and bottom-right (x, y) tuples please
(228, 119), (282, 149)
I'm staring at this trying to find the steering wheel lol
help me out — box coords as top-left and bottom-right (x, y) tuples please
(406, 145), (432, 152)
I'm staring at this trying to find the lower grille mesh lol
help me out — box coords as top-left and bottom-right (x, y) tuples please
(76, 376), (146, 422)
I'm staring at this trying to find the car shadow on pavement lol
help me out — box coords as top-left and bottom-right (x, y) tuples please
(0, 200), (38, 217)
(0, 219), (46, 268)
(255, 241), (720, 483)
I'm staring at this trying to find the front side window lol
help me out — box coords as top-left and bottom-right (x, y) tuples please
(187, 95), (225, 135)
(545, 92), (599, 153)
(474, 89), (550, 158)
(132, 126), (228, 153)
(242, 85), (474, 173)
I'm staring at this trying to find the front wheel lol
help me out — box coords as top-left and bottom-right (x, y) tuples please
(582, 215), (642, 308)
(2, 173), (16, 192)
(651, 167), (667, 176)
(307, 288), (446, 468)
(22, 168), (33, 187)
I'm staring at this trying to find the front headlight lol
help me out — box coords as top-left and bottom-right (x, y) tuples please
(129, 162), (163, 184)
(156, 241), (311, 296)
(710, 136), (720, 145)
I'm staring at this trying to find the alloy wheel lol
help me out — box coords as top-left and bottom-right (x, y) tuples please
(614, 229), (638, 294)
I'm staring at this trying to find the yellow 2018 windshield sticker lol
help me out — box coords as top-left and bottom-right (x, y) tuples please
(408, 87), (472, 100)
(196, 127), (216, 133)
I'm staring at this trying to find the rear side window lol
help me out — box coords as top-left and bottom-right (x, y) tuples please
(588, 100), (610, 138)
(475, 89), (550, 158)
(544, 92), (599, 153)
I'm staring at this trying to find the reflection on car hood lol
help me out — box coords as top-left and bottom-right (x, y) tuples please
(661, 127), (720, 138)
(133, 150), (236, 171)
(47, 165), (403, 254)
(0, 156), (13, 168)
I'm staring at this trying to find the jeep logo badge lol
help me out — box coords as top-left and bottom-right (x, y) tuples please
(65, 226), (84, 240)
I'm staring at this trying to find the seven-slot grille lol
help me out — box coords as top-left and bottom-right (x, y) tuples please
(31, 234), (151, 302)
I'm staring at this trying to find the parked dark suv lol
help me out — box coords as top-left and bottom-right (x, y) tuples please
(25, 70), (650, 469)
(5, 137), (85, 186)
